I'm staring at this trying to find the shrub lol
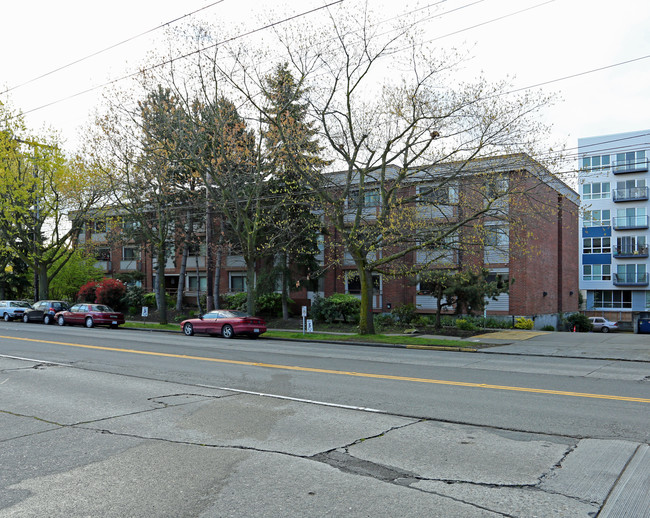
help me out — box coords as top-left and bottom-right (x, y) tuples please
(565, 313), (593, 332)
(514, 317), (534, 330)
(455, 318), (477, 331)
(120, 285), (145, 312)
(541, 325), (555, 331)
(256, 293), (288, 316)
(95, 278), (127, 309)
(77, 281), (99, 302)
(311, 293), (360, 323)
(142, 291), (174, 310)
(391, 303), (417, 324)
(374, 313), (395, 331)
(413, 315), (435, 327)
(221, 292), (248, 311)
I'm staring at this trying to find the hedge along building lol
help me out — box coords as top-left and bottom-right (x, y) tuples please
(304, 153), (580, 329)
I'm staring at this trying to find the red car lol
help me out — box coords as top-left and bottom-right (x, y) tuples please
(55, 303), (125, 328)
(180, 310), (266, 339)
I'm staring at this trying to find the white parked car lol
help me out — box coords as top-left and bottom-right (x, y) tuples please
(589, 317), (618, 333)
(0, 300), (32, 321)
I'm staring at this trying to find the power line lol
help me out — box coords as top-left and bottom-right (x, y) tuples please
(17, 0), (344, 118)
(1, 1), (227, 97)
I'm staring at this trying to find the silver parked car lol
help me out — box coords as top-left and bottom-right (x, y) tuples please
(0, 300), (32, 321)
(589, 316), (618, 333)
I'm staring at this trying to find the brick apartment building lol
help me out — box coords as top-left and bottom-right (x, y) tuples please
(79, 154), (579, 327)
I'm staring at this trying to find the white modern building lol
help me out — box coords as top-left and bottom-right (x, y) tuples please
(579, 130), (650, 314)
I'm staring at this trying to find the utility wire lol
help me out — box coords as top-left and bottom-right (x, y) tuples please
(1, 1), (227, 97)
(18, 0), (344, 118)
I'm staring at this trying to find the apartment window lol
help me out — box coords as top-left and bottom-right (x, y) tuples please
(616, 235), (647, 255)
(94, 220), (107, 233)
(582, 154), (610, 171)
(593, 290), (632, 309)
(229, 273), (247, 293)
(188, 276), (207, 292)
(614, 150), (646, 171)
(583, 209), (610, 227)
(485, 176), (508, 200)
(95, 248), (110, 261)
(349, 189), (380, 209)
(346, 272), (380, 294)
(583, 264), (611, 281)
(616, 263), (646, 283)
(418, 183), (458, 205)
(122, 247), (139, 261)
(582, 182), (610, 200)
(583, 237), (611, 254)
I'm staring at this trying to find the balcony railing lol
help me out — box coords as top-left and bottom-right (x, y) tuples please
(612, 215), (649, 230)
(612, 158), (649, 174)
(613, 273), (649, 286)
(613, 245), (649, 258)
(612, 186), (649, 202)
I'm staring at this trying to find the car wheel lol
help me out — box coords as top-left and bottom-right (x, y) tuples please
(602, 326), (609, 333)
(23, 314), (29, 323)
(3, 313), (10, 322)
(222, 324), (234, 339)
(43, 314), (52, 325)
(57, 315), (66, 326)
(85, 317), (94, 328)
(183, 323), (194, 336)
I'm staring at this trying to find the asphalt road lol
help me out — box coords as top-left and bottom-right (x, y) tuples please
(1, 322), (649, 517)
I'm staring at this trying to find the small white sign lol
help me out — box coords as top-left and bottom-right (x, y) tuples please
(141, 306), (149, 317)
(302, 305), (307, 317)
(306, 319), (314, 333)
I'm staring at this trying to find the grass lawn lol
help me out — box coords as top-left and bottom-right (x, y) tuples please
(263, 330), (473, 348)
(122, 321), (475, 348)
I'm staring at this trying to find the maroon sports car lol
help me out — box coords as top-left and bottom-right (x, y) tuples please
(55, 303), (125, 328)
(180, 310), (266, 339)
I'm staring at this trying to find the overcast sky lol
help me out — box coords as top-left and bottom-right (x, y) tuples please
(2, 0), (649, 160)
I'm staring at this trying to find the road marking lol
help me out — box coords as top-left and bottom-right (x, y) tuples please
(2, 335), (650, 404)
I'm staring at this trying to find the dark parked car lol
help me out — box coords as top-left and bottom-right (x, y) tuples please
(0, 300), (32, 321)
(55, 303), (125, 328)
(180, 310), (266, 339)
(23, 300), (70, 324)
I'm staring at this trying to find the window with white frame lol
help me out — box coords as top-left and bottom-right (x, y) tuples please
(95, 248), (110, 261)
(122, 247), (139, 261)
(188, 276), (207, 292)
(582, 264), (611, 281)
(418, 183), (459, 205)
(582, 182), (610, 200)
(348, 188), (380, 209)
(582, 154), (611, 172)
(616, 235), (647, 255)
(345, 272), (380, 294)
(593, 290), (631, 309)
(229, 273), (247, 293)
(583, 237), (611, 254)
(616, 263), (646, 283)
(614, 150), (646, 171)
(583, 209), (611, 227)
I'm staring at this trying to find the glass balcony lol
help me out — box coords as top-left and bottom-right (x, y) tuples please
(612, 158), (649, 174)
(612, 187), (649, 202)
(613, 273), (649, 286)
(613, 245), (649, 258)
(612, 215), (649, 230)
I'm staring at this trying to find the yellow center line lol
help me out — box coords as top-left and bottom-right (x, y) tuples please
(2, 335), (649, 404)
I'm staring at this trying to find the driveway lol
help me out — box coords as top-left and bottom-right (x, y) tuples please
(469, 330), (650, 362)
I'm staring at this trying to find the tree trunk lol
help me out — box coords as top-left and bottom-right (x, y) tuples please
(246, 262), (256, 315)
(358, 266), (375, 335)
(281, 251), (289, 321)
(213, 221), (223, 309)
(176, 244), (189, 311)
(38, 263), (48, 300)
(156, 245), (168, 325)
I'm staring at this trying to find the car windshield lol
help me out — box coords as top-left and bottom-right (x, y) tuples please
(12, 301), (31, 308)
